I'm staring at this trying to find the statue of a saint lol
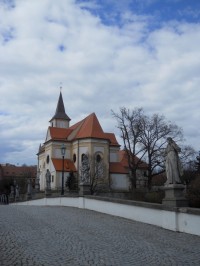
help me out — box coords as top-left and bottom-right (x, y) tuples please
(27, 178), (32, 196)
(45, 169), (51, 190)
(81, 155), (90, 184)
(15, 184), (19, 200)
(165, 137), (183, 185)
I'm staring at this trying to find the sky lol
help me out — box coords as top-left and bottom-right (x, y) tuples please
(0, 0), (200, 166)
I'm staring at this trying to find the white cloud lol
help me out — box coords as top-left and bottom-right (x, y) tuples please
(0, 0), (200, 165)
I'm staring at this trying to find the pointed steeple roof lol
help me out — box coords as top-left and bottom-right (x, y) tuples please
(38, 143), (42, 153)
(49, 92), (71, 122)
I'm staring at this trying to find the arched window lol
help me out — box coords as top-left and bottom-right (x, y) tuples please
(46, 155), (50, 164)
(95, 153), (104, 179)
(95, 152), (103, 163)
(96, 154), (102, 163)
(73, 154), (76, 163)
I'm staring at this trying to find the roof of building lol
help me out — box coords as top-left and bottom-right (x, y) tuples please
(109, 150), (148, 174)
(0, 164), (37, 178)
(74, 113), (105, 139)
(49, 127), (73, 140)
(104, 133), (119, 146)
(48, 112), (120, 146)
(109, 162), (129, 174)
(49, 92), (71, 122)
(37, 144), (45, 155)
(119, 150), (148, 169)
(52, 159), (76, 172)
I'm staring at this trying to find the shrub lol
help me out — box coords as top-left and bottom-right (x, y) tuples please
(0, 177), (12, 194)
(145, 190), (165, 204)
(187, 176), (200, 208)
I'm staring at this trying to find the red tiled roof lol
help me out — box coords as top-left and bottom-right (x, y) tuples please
(69, 119), (83, 130)
(109, 162), (128, 174)
(74, 113), (105, 139)
(110, 151), (148, 174)
(49, 127), (73, 140)
(119, 150), (128, 167)
(104, 133), (120, 146)
(119, 150), (148, 169)
(47, 113), (120, 146)
(52, 159), (76, 172)
(0, 164), (37, 178)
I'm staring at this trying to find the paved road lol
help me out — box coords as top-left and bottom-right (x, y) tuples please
(0, 205), (200, 266)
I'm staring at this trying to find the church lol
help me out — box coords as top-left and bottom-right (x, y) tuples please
(37, 92), (148, 192)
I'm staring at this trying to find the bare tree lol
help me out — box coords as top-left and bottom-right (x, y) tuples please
(113, 108), (184, 190)
(80, 154), (108, 195)
(180, 146), (197, 184)
(180, 145), (196, 168)
(112, 107), (146, 190)
(194, 151), (200, 173)
(139, 113), (183, 189)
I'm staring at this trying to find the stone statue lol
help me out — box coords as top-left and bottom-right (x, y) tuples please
(27, 178), (32, 200)
(10, 185), (14, 200)
(165, 137), (183, 185)
(45, 169), (51, 190)
(81, 155), (90, 184)
(35, 170), (40, 192)
(15, 184), (19, 200)
(27, 179), (32, 193)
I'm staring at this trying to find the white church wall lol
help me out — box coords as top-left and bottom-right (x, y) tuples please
(111, 173), (129, 191)
(94, 146), (104, 153)
(54, 148), (70, 159)
(49, 164), (56, 189)
(55, 120), (69, 128)
(45, 129), (51, 141)
(56, 171), (69, 189)
(40, 170), (45, 191)
(110, 153), (118, 162)
(72, 147), (78, 169)
(79, 147), (88, 157)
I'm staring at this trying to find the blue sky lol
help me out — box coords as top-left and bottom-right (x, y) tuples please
(77, 0), (200, 25)
(0, 0), (200, 165)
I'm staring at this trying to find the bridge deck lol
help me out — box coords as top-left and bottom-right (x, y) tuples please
(0, 205), (200, 266)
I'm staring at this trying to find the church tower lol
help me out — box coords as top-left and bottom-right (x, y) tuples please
(49, 92), (71, 128)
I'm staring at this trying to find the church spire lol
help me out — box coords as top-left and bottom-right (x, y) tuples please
(49, 92), (71, 128)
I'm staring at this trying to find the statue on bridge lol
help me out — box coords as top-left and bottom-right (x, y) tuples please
(80, 155), (90, 184)
(165, 137), (183, 185)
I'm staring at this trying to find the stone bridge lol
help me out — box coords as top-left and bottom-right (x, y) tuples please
(0, 205), (200, 266)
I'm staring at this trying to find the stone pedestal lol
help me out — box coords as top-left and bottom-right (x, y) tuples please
(79, 183), (91, 196)
(162, 184), (188, 207)
(35, 177), (40, 192)
(26, 193), (32, 200)
(27, 179), (32, 200)
(45, 189), (51, 197)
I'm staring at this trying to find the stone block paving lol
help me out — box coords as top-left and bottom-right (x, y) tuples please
(0, 205), (200, 266)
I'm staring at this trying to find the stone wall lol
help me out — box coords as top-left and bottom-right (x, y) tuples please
(12, 195), (200, 236)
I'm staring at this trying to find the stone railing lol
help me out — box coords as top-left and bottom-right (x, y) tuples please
(11, 195), (200, 237)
